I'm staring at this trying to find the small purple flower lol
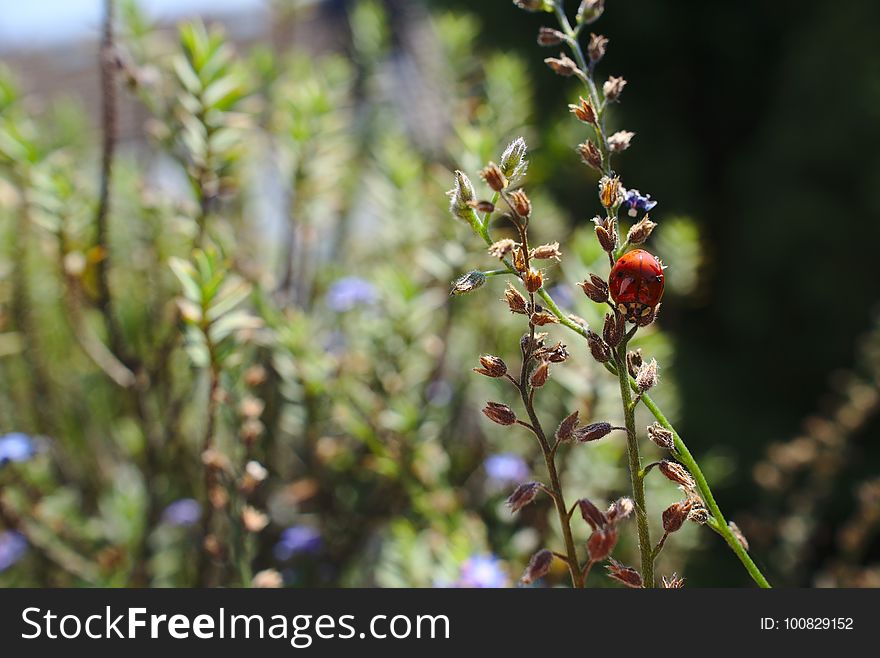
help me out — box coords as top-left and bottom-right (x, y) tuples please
(326, 277), (377, 312)
(0, 531), (27, 572)
(484, 453), (530, 485)
(274, 526), (322, 560)
(456, 555), (509, 588)
(0, 433), (36, 467)
(162, 498), (201, 527)
(621, 188), (657, 218)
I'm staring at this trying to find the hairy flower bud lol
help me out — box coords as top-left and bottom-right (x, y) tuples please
(555, 410), (580, 442)
(627, 215), (657, 245)
(577, 140), (603, 170)
(659, 460), (696, 490)
(647, 422), (675, 450)
(544, 53), (579, 77)
(578, 498), (608, 531)
(606, 559), (643, 588)
(577, 0), (605, 25)
(503, 283), (528, 314)
(574, 421), (614, 443)
(587, 527), (618, 562)
(662, 500), (694, 534)
(603, 76), (627, 102)
(636, 358), (659, 392)
(531, 242), (561, 261)
(482, 402), (517, 426)
(587, 330), (612, 363)
(448, 170), (476, 220)
(521, 549), (554, 585)
(474, 355), (507, 378)
(507, 481), (542, 512)
(603, 311), (625, 347)
(537, 26), (565, 46)
(587, 33), (609, 63)
(580, 274), (609, 303)
(524, 268), (543, 293)
(500, 137), (528, 180)
(607, 130), (635, 153)
(480, 162), (508, 192)
(530, 361), (551, 388)
(450, 270), (486, 295)
(606, 497), (634, 524)
(509, 189), (532, 217)
(569, 97), (597, 126)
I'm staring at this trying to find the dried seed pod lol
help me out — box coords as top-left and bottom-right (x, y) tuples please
(627, 215), (657, 245)
(608, 130), (635, 153)
(659, 460), (696, 490)
(524, 268), (543, 293)
(556, 410), (580, 442)
(603, 75), (627, 102)
(474, 355), (508, 378)
(688, 505), (709, 525)
(599, 176), (622, 209)
(531, 242), (561, 261)
(606, 559), (643, 588)
(578, 498), (608, 531)
(530, 361), (551, 388)
(509, 189), (532, 217)
(504, 283), (529, 314)
(531, 311), (559, 326)
(587, 33), (609, 63)
(587, 330), (612, 363)
(521, 549), (554, 585)
(544, 53), (579, 77)
(603, 311), (625, 348)
(482, 402), (517, 426)
(574, 421), (614, 443)
(569, 97), (597, 126)
(577, 140), (603, 170)
(489, 238), (517, 259)
(729, 521), (749, 550)
(647, 422), (675, 450)
(595, 224), (617, 252)
(662, 499), (694, 534)
(537, 26), (565, 46)
(536, 341), (569, 363)
(480, 162), (508, 192)
(507, 482), (542, 513)
(513, 245), (527, 272)
(636, 358), (659, 392)
(580, 274), (609, 303)
(587, 527), (618, 562)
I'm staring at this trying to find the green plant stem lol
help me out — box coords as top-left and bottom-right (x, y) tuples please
(614, 340), (654, 587)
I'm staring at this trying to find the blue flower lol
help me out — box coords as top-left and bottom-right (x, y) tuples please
(161, 498), (201, 527)
(456, 555), (509, 588)
(484, 453), (529, 485)
(326, 277), (377, 313)
(621, 188), (657, 218)
(0, 433), (36, 467)
(274, 526), (322, 560)
(0, 531), (27, 572)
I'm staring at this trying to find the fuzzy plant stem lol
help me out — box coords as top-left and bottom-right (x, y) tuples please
(614, 339), (654, 587)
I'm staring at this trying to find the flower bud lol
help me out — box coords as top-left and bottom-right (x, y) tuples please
(448, 170), (476, 220)
(509, 189), (532, 217)
(627, 215), (657, 245)
(662, 500), (694, 534)
(537, 26), (565, 46)
(587, 330), (612, 363)
(606, 559), (643, 588)
(500, 137), (528, 180)
(587, 33), (609, 63)
(636, 358), (658, 392)
(607, 130), (635, 153)
(580, 274), (608, 303)
(647, 422), (675, 450)
(603, 311), (624, 348)
(659, 459), (696, 490)
(544, 53), (579, 77)
(577, 140), (603, 170)
(521, 549), (554, 585)
(524, 268), (543, 293)
(531, 242), (561, 261)
(514, 0), (553, 12)
(507, 481), (542, 512)
(450, 270), (487, 295)
(603, 76), (627, 102)
(474, 355), (508, 378)
(555, 410), (580, 442)
(530, 361), (551, 388)
(577, 0), (605, 25)
(574, 421), (614, 443)
(569, 97), (597, 126)
(504, 283), (528, 314)
(480, 162), (508, 192)
(482, 402), (517, 426)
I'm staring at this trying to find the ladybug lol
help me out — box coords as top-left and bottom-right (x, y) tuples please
(608, 248), (665, 325)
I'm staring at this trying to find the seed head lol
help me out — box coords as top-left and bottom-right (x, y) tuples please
(450, 270), (487, 295)
(448, 170), (476, 220)
(489, 238), (517, 259)
(474, 355), (508, 378)
(569, 97), (597, 126)
(577, 140), (603, 170)
(587, 330), (612, 363)
(530, 361), (551, 388)
(500, 137), (528, 180)
(603, 311), (625, 347)
(580, 274), (609, 303)
(573, 421), (614, 443)
(647, 422), (675, 451)
(482, 402), (517, 426)
(524, 268), (543, 293)
(544, 53), (580, 77)
(606, 559), (643, 588)
(659, 459), (696, 490)
(555, 410), (580, 442)
(537, 26), (565, 46)
(503, 283), (528, 314)
(521, 549), (554, 585)
(507, 481), (542, 513)
(535, 341), (569, 363)
(662, 499), (694, 534)
(627, 215), (657, 245)
(577, 0), (605, 25)
(608, 130), (635, 153)
(636, 358), (659, 392)
(587, 33), (609, 63)
(509, 189), (532, 217)
(480, 162), (508, 192)
(603, 76), (627, 102)
(531, 242), (561, 261)
(531, 311), (559, 326)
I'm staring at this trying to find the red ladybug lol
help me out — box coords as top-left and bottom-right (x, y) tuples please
(609, 249), (665, 325)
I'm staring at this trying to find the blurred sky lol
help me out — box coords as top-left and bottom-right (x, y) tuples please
(0, 0), (265, 50)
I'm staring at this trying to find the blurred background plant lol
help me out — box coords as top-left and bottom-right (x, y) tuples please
(0, 0), (878, 588)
